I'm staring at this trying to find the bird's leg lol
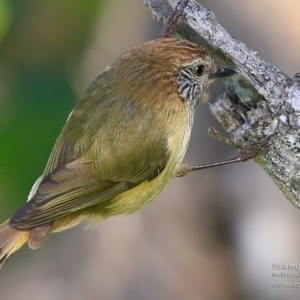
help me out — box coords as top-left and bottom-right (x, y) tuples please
(176, 132), (274, 177)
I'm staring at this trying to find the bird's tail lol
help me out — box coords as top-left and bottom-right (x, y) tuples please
(0, 219), (28, 270)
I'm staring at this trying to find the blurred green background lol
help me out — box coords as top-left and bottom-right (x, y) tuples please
(0, 0), (104, 217)
(1, 1), (300, 300)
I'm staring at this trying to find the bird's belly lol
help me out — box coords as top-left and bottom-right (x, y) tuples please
(92, 106), (193, 219)
(98, 163), (177, 217)
(97, 134), (191, 218)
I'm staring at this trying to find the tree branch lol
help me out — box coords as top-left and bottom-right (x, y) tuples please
(144, 0), (300, 208)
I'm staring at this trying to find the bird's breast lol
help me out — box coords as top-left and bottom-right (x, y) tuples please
(97, 101), (194, 217)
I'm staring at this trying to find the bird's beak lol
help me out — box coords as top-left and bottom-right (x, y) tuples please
(210, 66), (236, 78)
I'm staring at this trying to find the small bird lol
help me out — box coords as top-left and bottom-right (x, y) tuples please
(0, 37), (235, 269)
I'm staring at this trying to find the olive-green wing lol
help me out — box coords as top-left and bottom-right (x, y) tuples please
(10, 137), (169, 229)
(9, 70), (172, 229)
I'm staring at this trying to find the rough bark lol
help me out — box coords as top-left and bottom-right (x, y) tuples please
(144, 0), (300, 208)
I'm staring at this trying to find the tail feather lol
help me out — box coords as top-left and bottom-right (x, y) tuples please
(0, 220), (28, 270)
(0, 213), (85, 270)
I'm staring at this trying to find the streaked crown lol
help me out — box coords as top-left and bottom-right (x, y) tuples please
(111, 38), (216, 106)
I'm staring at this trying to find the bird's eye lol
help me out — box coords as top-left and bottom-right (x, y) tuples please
(193, 65), (204, 77)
